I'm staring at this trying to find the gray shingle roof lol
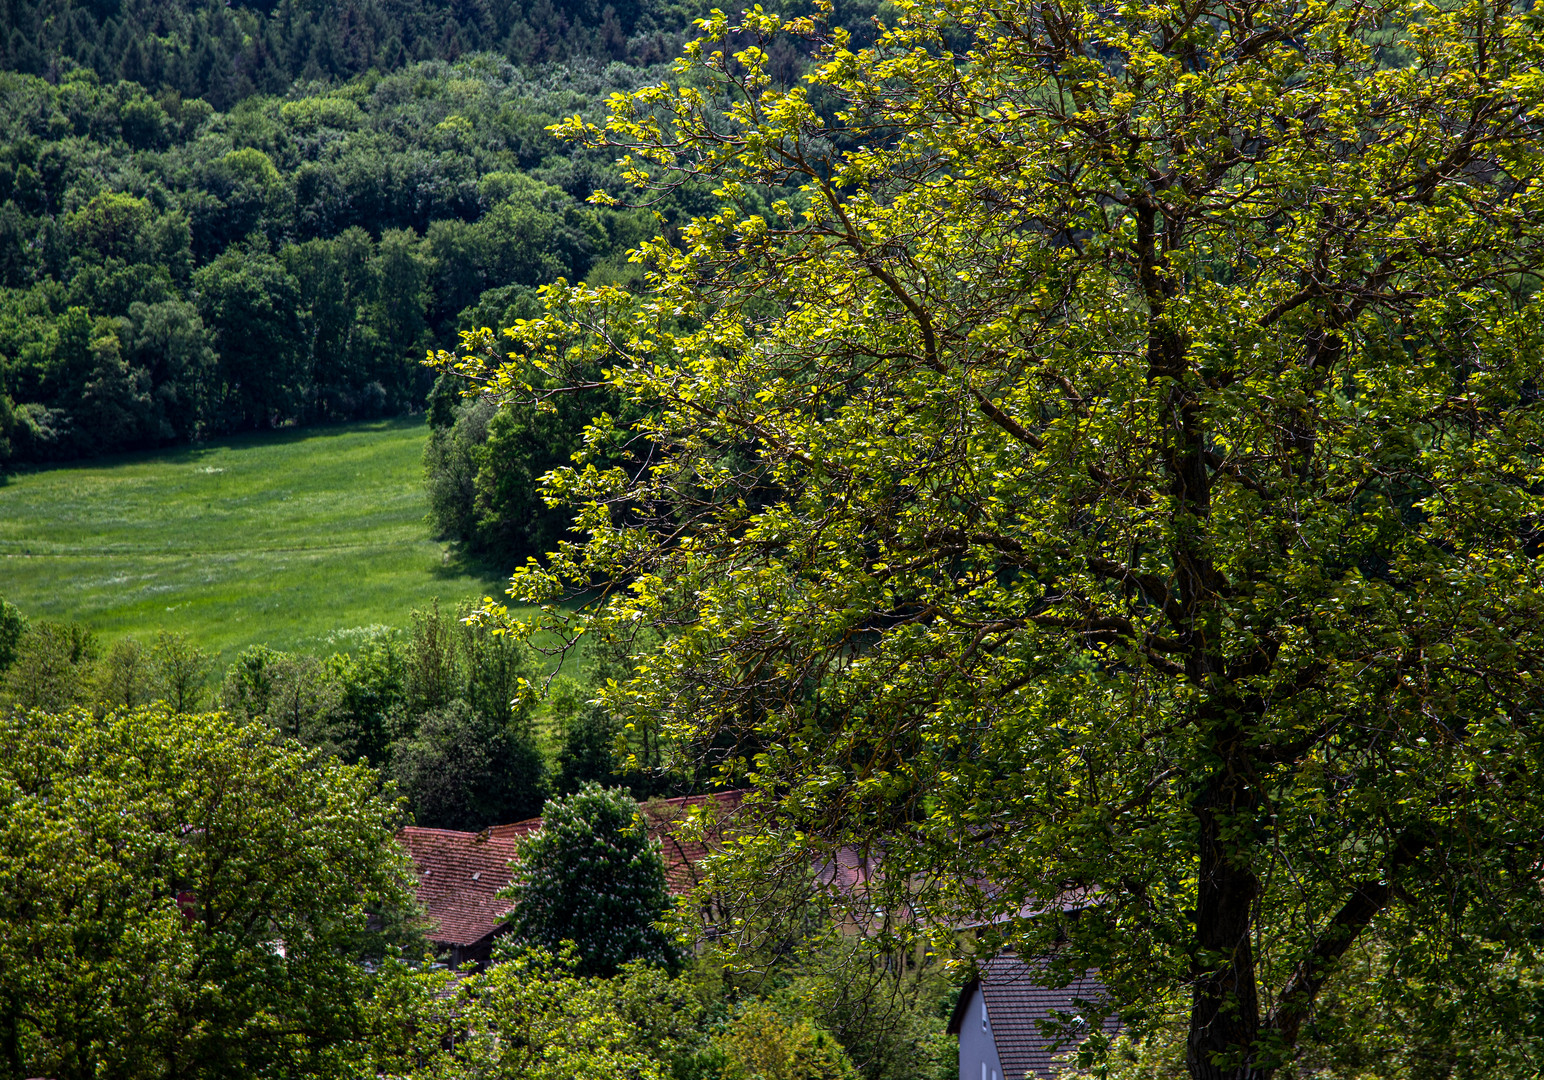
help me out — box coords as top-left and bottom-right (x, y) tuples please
(950, 953), (1120, 1080)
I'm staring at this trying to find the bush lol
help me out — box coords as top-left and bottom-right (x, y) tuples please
(720, 1001), (859, 1080)
(368, 946), (703, 1080)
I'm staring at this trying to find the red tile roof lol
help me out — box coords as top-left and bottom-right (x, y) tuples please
(487, 816), (543, 841)
(397, 827), (520, 947)
(639, 790), (745, 895)
(399, 792), (747, 951)
(814, 844), (882, 896)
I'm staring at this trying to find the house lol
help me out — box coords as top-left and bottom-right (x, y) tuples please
(948, 952), (1119, 1080)
(399, 790), (747, 966)
(396, 826), (521, 968)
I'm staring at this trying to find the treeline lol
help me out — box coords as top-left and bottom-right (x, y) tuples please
(0, 0), (694, 109)
(422, 362), (622, 565)
(0, 593), (680, 831)
(0, 56), (676, 466)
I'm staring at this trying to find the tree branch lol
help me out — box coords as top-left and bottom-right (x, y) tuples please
(1265, 827), (1431, 1051)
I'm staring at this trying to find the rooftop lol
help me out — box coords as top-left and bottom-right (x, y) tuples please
(396, 827), (520, 947)
(948, 953), (1119, 1080)
(400, 790), (748, 949)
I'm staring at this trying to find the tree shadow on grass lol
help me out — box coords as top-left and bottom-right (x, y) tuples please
(430, 540), (512, 593)
(1, 416), (427, 476)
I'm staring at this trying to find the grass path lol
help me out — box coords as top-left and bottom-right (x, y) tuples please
(0, 418), (510, 664)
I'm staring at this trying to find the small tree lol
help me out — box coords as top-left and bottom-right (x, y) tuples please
(0, 598), (25, 672)
(390, 698), (547, 830)
(99, 636), (154, 709)
(1, 621), (97, 711)
(503, 783), (679, 977)
(148, 629), (210, 713)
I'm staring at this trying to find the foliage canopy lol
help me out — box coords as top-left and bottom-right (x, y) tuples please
(455, 0), (1544, 1076)
(504, 783), (680, 976)
(0, 706), (416, 1079)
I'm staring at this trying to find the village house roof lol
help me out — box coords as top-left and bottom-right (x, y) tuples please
(487, 816), (542, 841)
(396, 827), (520, 948)
(399, 790), (748, 953)
(640, 790), (745, 895)
(948, 952), (1119, 1080)
(814, 843), (882, 896)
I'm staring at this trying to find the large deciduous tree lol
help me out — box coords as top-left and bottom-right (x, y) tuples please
(0, 706), (416, 1080)
(450, 0), (1544, 1075)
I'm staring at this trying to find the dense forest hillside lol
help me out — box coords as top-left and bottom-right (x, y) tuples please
(0, 0), (879, 568)
(0, 56), (678, 466)
(0, 0), (694, 107)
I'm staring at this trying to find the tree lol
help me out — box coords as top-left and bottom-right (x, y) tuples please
(221, 645), (349, 751)
(470, 378), (612, 562)
(422, 369), (614, 566)
(720, 1001), (859, 1080)
(331, 632), (410, 768)
(694, 925), (955, 1080)
(0, 705), (416, 1080)
(424, 390), (497, 548)
(553, 699), (627, 794)
(148, 630), (211, 714)
(452, 2), (1544, 1078)
(74, 317), (156, 454)
(389, 697), (548, 829)
(0, 600), (24, 673)
(1, 621), (98, 711)
(503, 784), (679, 976)
(362, 946), (703, 1080)
(1068, 923), (1544, 1080)
(99, 635), (155, 709)
(193, 246), (306, 430)
(121, 300), (218, 441)
(384, 601), (548, 827)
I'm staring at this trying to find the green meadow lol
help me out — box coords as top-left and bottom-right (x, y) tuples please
(0, 418), (513, 665)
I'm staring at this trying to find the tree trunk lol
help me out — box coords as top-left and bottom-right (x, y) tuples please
(1187, 743), (1265, 1080)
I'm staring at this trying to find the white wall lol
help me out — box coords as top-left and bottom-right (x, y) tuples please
(957, 983), (1006, 1080)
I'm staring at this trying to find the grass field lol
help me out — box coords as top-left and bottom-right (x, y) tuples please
(0, 418), (513, 665)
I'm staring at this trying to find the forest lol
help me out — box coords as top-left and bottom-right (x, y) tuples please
(0, 55), (674, 471)
(0, 0), (698, 107)
(0, 0), (882, 560)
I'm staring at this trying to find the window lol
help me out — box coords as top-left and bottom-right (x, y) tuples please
(981, 995), (988, 1032)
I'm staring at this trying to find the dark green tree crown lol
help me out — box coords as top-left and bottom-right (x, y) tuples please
(502, 782), (680, 977)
